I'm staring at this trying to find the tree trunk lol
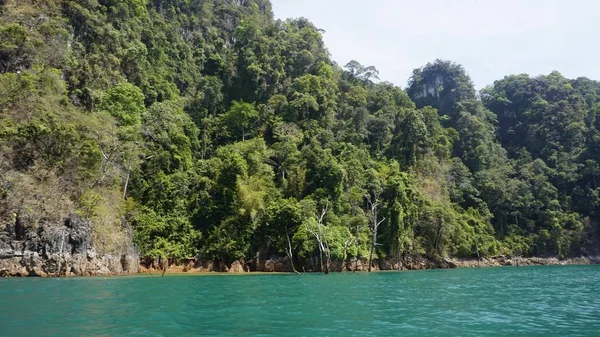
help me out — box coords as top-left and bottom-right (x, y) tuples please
(255, 251), (260, 271)
(323, 246), (330, 274)
(434, 221), (444, 253)
(285, 227), (300, 274)
(122, 158), (132, 199)
(313, 201), (329, 274)
(369, 229), (376, 272)
(475, 237), (480, 268)
(365, 196), (384, 273)
(318, 249), (324, 273)
(161, 257), (168, 277)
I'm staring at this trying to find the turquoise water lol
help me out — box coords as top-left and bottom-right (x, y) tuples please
(1, 265), (600, 336)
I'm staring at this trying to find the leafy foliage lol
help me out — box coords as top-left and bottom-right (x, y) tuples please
(1, 0), (599, 265)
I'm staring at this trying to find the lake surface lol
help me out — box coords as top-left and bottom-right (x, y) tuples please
(1, 265), (600, 336)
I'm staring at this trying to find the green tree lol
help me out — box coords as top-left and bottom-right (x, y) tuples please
(222, 100), (259, 141)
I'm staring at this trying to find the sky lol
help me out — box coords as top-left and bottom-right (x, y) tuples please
(270, 0), (600, 89)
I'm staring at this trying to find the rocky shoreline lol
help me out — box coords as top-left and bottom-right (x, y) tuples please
(447, 256), (600, 268)
(2, 216), (598, 277)
(138, 255), (600, 276)
(0, 215), (139, 277)
(3, 255), (598, 277)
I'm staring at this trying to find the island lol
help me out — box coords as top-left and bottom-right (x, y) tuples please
(1, 0), (599, 277)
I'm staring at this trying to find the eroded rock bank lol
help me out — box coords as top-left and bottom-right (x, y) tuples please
(140, 254), (600, 275)
(0, 214), (139, 277)
(448, 256), (600, 268)
(4, 235), (598, 277)
(139, 255), (465, 274)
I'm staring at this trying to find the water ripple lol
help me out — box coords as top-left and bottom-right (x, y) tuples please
(1, 266), (600, 336)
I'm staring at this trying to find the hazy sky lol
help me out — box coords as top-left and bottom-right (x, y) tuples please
(270, 0), (600, 89)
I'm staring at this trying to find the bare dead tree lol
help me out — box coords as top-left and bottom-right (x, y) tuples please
(284, 226), (300, 274)
(365, 194), (385, 272)
(122, 155), (153, 199)
(91, 129), (119, 188)
(308, 200), (331, 274)
(122, 157), (132, 199)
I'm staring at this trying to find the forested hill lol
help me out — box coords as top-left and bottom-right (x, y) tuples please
(1, 0), (600, 270)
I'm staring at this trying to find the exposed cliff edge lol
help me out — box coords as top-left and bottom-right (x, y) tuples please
(0, 214), (138, 277)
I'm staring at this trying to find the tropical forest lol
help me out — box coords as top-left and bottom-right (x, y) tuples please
(2, 0), (600, 274)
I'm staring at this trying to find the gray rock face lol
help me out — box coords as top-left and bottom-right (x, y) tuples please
(0, 214), (139, 277)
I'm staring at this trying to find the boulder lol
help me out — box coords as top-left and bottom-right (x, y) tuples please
(346, 257), (370, 271)
(379, 258), (402, 270)
(262, 255), (293, 272)
(229, 260), (245, 273)
(263, 259), (275, 272)
(194, 259), (215, 272)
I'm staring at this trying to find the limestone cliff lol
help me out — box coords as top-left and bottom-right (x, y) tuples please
(0, 214), (138, 277)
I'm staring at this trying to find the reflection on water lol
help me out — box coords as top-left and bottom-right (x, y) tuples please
(1, 266), (600, 336)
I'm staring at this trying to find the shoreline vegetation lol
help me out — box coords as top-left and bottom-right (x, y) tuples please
(2, 0), (600, 278)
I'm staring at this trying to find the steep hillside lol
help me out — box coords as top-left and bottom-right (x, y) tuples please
(1, 0), (599, 275)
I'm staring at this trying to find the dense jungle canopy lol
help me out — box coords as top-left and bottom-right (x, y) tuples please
(1, 0), (600, 266)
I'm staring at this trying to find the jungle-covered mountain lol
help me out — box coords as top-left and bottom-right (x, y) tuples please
(1, 0), (600, 267)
